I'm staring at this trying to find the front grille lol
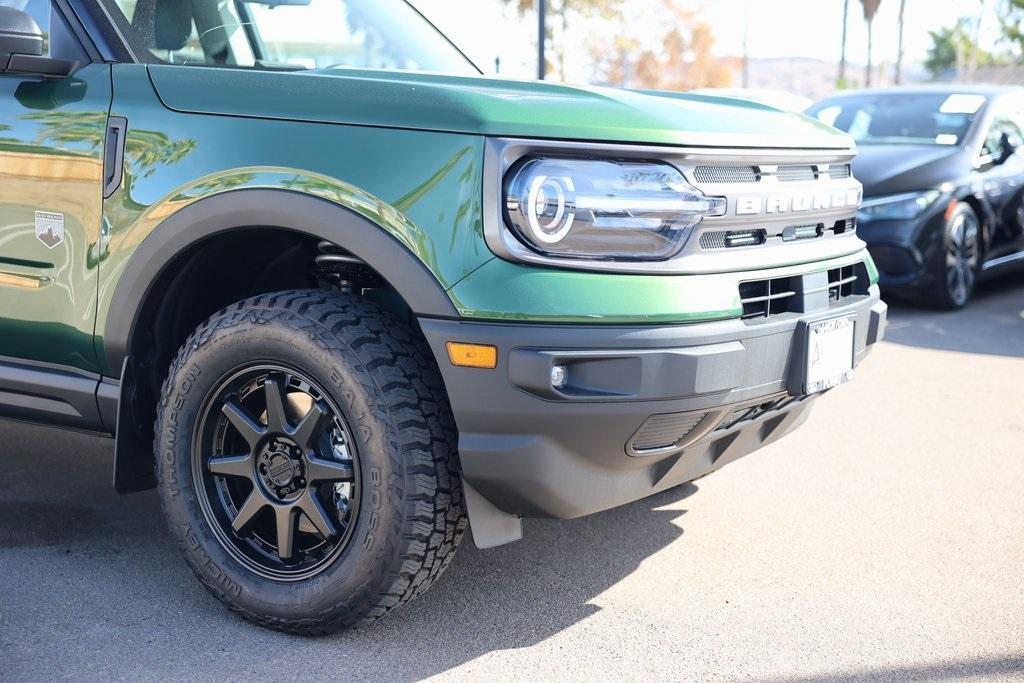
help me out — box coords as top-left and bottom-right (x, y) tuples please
(739, 260), (869, 322)
(828, 164), (852, 179)
(739, 276), (800, 319)
(693, 165), (759, 183)
(630, 411), (708, 453)
(698, 218), (857, 252)
(776, 165), (817, 182)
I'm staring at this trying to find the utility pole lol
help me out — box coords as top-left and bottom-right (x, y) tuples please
(838, 0), (849, 84)
(894, 0), (906, 83)
(537, 0), (546, 80)
(741, 0), (750, 88)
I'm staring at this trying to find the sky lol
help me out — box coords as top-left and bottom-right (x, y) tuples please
(412, 0), (1004, 81)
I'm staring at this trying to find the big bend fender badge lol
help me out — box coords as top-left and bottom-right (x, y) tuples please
(35, 211), (65, 249)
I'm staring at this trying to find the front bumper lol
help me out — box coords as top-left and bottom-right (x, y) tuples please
(419, 287), (887, 522)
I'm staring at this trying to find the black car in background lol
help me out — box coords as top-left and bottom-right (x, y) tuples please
(808, 86), (1024, 308)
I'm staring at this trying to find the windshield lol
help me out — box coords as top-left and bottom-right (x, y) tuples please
(101, 0), (478, 75)
(807, 92), (986, 146)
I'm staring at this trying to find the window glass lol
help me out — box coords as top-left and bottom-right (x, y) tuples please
(97, 0), (476, 74)
(0, 0), (49, 54)
(807, 92), (985, 146)
(982, 118), (1023, 159)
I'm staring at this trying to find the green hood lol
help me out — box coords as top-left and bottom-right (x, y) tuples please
(149, 66), (851, 149)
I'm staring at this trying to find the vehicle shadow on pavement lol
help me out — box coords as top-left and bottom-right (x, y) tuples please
(0, 418), (695, 679)
(882, 271), (1024, 358)
(764, 653), (1024, 683)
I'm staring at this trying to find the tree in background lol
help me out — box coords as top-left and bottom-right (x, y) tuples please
(894, 0), (906, 83)
(838, 0), (850, 87)
(588, 1), (732, 90)
(998, 0), (1024, 57)
(860, 0), (882, 86)
(502, 0), (622, 81)
(924, 18), (994, 78)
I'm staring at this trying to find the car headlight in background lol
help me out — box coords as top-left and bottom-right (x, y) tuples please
(503, 157), (726, 260)
(858, 190), (943, 221)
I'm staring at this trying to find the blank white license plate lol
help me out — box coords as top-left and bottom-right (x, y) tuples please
(805, 317), (855, 394)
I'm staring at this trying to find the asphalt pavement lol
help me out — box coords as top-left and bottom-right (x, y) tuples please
(2, 273), (1023, 681)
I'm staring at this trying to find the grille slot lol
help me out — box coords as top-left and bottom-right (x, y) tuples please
(776, 165), (817, 182)
(699, 229), (767, 249)
(831, 217), (856, 234)
(828, 164), (852, 179)
(630, 411), (708, 453)
(692, 165), (759, 184)
(827, 263), (867, 302)
(781, 223), (822, 241)
(739, 276), (800, 319)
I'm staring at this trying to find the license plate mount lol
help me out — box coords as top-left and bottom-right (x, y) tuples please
(801, 316), (856, 395)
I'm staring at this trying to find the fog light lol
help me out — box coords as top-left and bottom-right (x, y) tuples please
(550, 364), (568, 389)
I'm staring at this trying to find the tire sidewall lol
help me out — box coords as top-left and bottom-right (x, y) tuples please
(156, 306), (407, 625)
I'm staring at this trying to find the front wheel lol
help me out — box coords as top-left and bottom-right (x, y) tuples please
(927, 202), (981, 309)
(154, 290), (466, 633)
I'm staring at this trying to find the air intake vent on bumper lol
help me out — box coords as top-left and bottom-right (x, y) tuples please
(628, 411), (709, 454)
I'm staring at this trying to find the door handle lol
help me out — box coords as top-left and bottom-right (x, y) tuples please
(103, 116), (128, 199)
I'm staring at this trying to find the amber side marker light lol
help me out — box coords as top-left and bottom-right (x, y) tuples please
(446, 342), (498, 369)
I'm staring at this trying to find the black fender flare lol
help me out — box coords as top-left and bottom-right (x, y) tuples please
(102, 188), (459, 375)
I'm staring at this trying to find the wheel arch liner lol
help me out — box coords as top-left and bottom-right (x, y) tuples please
(101, 188), (459, 376)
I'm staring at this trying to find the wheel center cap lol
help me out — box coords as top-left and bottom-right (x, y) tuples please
(266, 453), (297, 487)
(258, 439), (305, 498)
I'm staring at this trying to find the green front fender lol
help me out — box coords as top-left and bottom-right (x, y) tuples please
(97, 65), (490, 374)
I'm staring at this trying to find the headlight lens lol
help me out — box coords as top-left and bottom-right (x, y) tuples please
(503, 157), (726, 260)
(858, 190), (942, 221)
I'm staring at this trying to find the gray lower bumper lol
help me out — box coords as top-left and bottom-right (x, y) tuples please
(419, 289), (886, 530)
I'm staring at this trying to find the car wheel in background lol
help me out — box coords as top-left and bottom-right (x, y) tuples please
(928, 202), (980, 309)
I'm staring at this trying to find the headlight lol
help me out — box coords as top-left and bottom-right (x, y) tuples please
(858, 190), (942, 221)
(503, 157), (726, 260)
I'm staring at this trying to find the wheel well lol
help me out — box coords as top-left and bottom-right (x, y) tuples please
(114, 227), (413, 493)
(959, 194), (989, 257)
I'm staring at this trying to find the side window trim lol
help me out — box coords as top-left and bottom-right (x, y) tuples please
(66, 0), (133, 61)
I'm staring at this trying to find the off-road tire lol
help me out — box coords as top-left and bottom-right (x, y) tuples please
(154, 289), (466, 634)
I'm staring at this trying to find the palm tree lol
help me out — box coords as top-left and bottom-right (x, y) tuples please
(861, 0), (882, 86)
(839, 0), (850, 85)
(894, 0), (906, 83)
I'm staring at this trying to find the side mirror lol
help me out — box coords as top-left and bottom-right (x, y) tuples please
(999, 131), (1021, 165)
(0, 6), (77, 79)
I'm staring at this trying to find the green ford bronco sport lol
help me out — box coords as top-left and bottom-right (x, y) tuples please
(0, 0), (886, 632)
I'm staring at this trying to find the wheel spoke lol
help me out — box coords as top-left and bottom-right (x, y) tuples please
(275, 505), (298, 560)
(305, 453), (354, 483)
(263, 376), (290, 432)
(231, 490), (267, 532)
(222, 399), (265, 449)
(291, 401), (331, 450)
(207, 453), (254, 480)
(297, 491), (337, 539)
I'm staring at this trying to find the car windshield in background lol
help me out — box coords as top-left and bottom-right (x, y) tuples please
(102, 0), (478, 74)
(807, 92), (986, 146)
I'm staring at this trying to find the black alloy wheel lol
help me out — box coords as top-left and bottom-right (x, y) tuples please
(193, 365), (359, 581)
(155, 290), (466, 633)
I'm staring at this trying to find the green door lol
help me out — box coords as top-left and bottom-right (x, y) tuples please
(0, 0), (111, 373)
